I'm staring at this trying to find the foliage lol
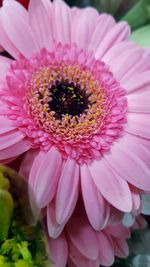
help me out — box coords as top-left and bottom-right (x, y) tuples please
(0, 166), (50, 267)
(65, 0), (150, 29)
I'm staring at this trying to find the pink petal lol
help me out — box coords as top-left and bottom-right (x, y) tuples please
(106, 223), (130, 239)
(0, 157), (17, 165)
(0, 138), (30, 160)
(125, 113), (150, 139)
(69, 257), (99, 267)
(42, 0), (52, 10)
(103, 41), (136, 64)
(0, 130), (25, 150)
(29, 0), (53, 51)
(0, 11), (19, 59)
(95, 22), (130, 59)
(56, 158), (79, 225)
(71, 7), (98, 50)
(0, 117), (16, 134)
(122, 71), (150, 94)
(88, 158), (133, 212)
(88, 14), (116, 52)
(122, 134), (150, 166)
(121, 52), (150, 83)
(81, 164), (110, 231)
(109, 207), (123, 225)
(53, 0), (71, 44)
(47, 201), (64, 239)
(130, 185), (141, 212)
(98, 232), (114, 266)
(105, 134), (150, 190)
(1, 1), (38, 58)
(114, 238), (129, 258)
(69, 241), (89, 262)
(132, 215), (147, 230)
(48, 234), (68, 267)
(3, 0), (29, 21)
(29, 147), (62, 208)
(127, 91), (150, 113)
(103, 42), (144, 81)
(0, 56), (13, 80)
(19, 149), (39, 179)
(67, 216), (99, 261)
(103, 42), (150, 83)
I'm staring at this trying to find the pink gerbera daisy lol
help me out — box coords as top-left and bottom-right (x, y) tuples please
(0, 0), (150, 233)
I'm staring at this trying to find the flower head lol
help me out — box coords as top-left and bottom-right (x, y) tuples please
(0, 0), (150, 234)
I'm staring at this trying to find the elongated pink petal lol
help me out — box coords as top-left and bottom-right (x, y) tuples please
(125, 113), (150, 139)
(3, 0), (29, 21)
(69, 257), (99, 267)
(106, 223), (130, 239)
(53, 0), (72, 44)
(28, 150), (45, 189)
(0, 157), (17, 165)
(1, 2), (38, 58)
(47, 202), (64, 239)
(42, 0), (52, 10)
(0, 138), (30, 160)
(98, 232), (114, 266)
(129, 185), (141, 212)
(103, 41), (136, 64)
(88, 14), (115, 52)
(121, 53), (150, 83)
(0, 117), (16, 134)
(95, 22), (130, 59)
(0, 11), (19, 59)
(122, 71), (150, 94)
(29, 0), (53, 50)
(19, 149), (40, 179)
(48, 234), (68, 267)
(103, 43), (144, 81)
(0, 130), (25, 150)
(69, 242), (89, 263)
(89, 158), (133, 212)
(67, 216), (99, 261)
(103, 42), (150, 83)
(56, 158), (79, 225)
(0, 56), (13, 80)
(132, 215), (147, 230)
(81, 164), (110, 231)
(29, 147), (62, 208)
(127, 91), (150, 113)
(114, 238), (129, 258)
(105, 134), (150, 190)
(71, 7), (98, 50)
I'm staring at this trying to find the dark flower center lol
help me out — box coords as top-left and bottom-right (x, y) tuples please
(48, 81), (90, 119)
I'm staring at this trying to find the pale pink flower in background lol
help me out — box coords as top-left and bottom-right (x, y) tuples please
(0, 0), (150, 236)
(48, 205), (131, 267)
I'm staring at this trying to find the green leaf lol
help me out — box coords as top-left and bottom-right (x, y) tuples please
(131, 24), (150, 48)
(122, 0), (149, 29)
(0, 256), (13, 267)
(0, 190), (14, 242)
